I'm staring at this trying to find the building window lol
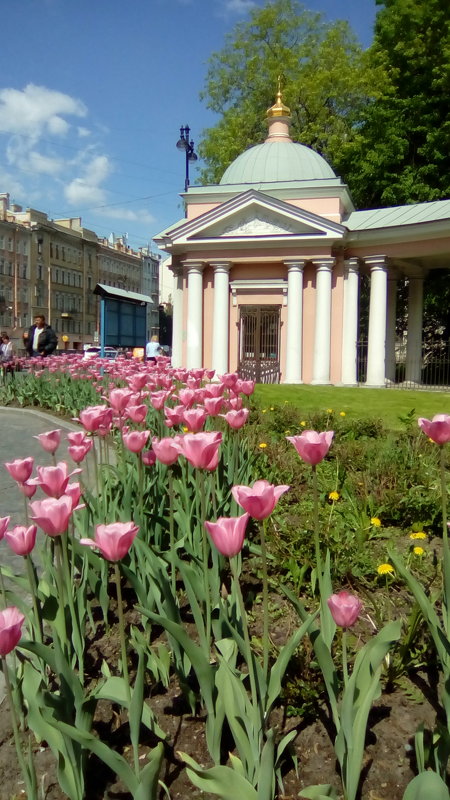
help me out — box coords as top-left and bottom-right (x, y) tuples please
(20, 264), (27, 279)
(37, 264), (43, 280)
(50, 243), (53, 258)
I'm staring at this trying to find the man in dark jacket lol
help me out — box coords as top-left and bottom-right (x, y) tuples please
(24, 315), (58, 357)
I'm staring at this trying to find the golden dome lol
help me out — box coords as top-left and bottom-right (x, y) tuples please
(266, 87), (291, 119)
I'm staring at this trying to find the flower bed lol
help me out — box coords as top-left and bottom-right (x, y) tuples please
(0, 355), (449, 799)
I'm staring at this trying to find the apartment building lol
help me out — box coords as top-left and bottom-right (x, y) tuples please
(0, 194), (159, 351)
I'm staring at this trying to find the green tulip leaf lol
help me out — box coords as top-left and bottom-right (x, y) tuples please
(180, 751), (258, 800)
(402, 771), (450, 799)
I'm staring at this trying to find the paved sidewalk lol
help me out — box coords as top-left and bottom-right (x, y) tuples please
(0, 407), (88, 703)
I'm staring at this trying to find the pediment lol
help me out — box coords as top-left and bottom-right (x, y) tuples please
(160, 190), (345, 248)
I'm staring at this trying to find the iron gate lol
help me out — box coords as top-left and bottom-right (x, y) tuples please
(238, 305), (281, 383)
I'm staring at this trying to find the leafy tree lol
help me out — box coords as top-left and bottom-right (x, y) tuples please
(198, 0), (385, 185)
(339, 0), (450, 208)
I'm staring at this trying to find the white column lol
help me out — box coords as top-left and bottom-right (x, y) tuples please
(366, 256), (388, 387)
(185, 261), (204, 369)
(385, 274), (398, 383)
(284, 260), (304, 383)
(171, 267), (183, 367)
(312, 259), (334, 384)
(341, 258), (359, 385)
(211, 261), (231, 375)
(405, 276), (424, 384)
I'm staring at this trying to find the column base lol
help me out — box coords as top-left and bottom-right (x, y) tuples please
(310, 380), (331, 385)
(335, 381), (358, 387)
(283, 379), (303, 385)
(363, 382), (386, 388)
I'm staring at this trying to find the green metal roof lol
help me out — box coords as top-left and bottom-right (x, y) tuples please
(220, 141), (336, 184)
(94, 284), (153, 304)
(346, 199), (450, 230)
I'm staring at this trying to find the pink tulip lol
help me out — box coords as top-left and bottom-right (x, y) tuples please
(232, 479), (290, 520)
(68, 440), (93, 464)
(107, 388), (134, 413)
(287, 430), (334, 466)
(219, 372), (238, 389)
(220, 409), (250, 430)
(0, 607), (25, 656)
(127, 404), (148, 424)
(150, 390), (170, 411)
(203, 397), (224, 416)
(177, 388), (196, 408)
(80, 521), (139, 561)
(418, 414), (450, 445)
(164, 405), (185, 427)
(228, 396), (244, 410)
(152, 436), (181, 466)
(67, 431), (89, 446)
(327, 591), (362, 628)
(78, 405), (113, 433)
(0, 516), (11, 540)
(65, 482), (83, 510)
(182, 407), (209, 433)
(122, 430), (150, 453)
(141, 449), (156, 466)
(236, 379), (255, 396)
(203, 383), (225, 399)
(29, 495), (73, 536)
(4, 457), (34, 483)
(18, 481), (37, 498)
(34, 429), (62, 454)
(127, 373), (148, 391)
(4, 525), (37, 556)
(178, 431), (222, 471)
(205, 513), (250, 558)
(33, 462), (81, 498)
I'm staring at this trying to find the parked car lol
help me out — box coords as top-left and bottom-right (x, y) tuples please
(82, 346), (118, 360)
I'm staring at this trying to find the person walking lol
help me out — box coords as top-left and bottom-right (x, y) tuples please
(0, 333), (14, 362)
(24, 315), (58, 357)
(145, 335), (162, 363)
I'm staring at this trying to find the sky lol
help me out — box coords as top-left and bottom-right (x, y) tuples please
(0, 0), (377, 254)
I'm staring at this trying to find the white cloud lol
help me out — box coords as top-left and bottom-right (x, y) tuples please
(64, 153), (112, 206)
(77, 127), (91, 137)
(216, 0), (256, 14)
(99, 207), (155, 225)
(6, 137), (64, 176)
(0, 84), (87, 138)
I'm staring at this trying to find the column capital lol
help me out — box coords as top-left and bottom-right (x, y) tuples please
(181, 259), (205, 274)
(209, 260), (231, 273)
(312, 258), (335, 271)
(364, 255), (387, 271)
(344, 257), (360, 272)
(284, 259), (305, 272)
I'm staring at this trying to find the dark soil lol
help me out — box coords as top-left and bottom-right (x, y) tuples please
(0, 582), (441, 800)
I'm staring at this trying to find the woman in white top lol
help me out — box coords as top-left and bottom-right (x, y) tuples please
(0, 333), (13, 362)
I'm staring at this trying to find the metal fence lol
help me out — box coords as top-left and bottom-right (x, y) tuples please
(357, 339), (450, 389)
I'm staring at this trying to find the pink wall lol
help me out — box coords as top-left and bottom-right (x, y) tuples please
(186, 202), (220, 220)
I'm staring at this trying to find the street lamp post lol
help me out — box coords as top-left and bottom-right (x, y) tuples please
(176, 125), (198, 193)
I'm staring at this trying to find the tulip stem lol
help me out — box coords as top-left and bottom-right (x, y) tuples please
(342, 629), (349, 687)
(61, 533), (84, 679)
(24, 556), (43, 644)
(23, 496), (29, 525)
(439, 446), (450, 636)
(2, 657), (37, 799)
(114, 563), (131, 701)
(230, 557), (262, 731)
(54, 538), (68, 652)
(312, 465), (323, 578)
(137, 455), (144, 524)
(260, 518), (270, 685)
(199, 470), (211, 653)
(168, 469), (176, 598)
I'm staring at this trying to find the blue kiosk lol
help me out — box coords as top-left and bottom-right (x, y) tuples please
(93, 284), (152, 355)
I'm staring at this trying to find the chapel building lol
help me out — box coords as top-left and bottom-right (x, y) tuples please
(154, 92), (450, 385)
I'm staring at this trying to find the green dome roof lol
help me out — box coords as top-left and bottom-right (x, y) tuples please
(220, 140), (336, 185)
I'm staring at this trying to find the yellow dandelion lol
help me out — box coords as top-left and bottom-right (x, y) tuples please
(410, 531), (427, 540)
(329, 491), (340, 501)
(270, 407), (274, 411)
(259, 442), (268, 449)
(377, 563), (394, 576)
(285, 430), (291, 435)
(262, 409), (267, 414)
(339, 411), (346, 417)
(371, 517), (381, 527)
(326, 408), (333, 414)
(413, 546), (425, 556)
(300, 420), (306, 427)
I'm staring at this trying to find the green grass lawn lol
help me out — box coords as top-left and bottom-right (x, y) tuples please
(254, 384), (450, 430)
